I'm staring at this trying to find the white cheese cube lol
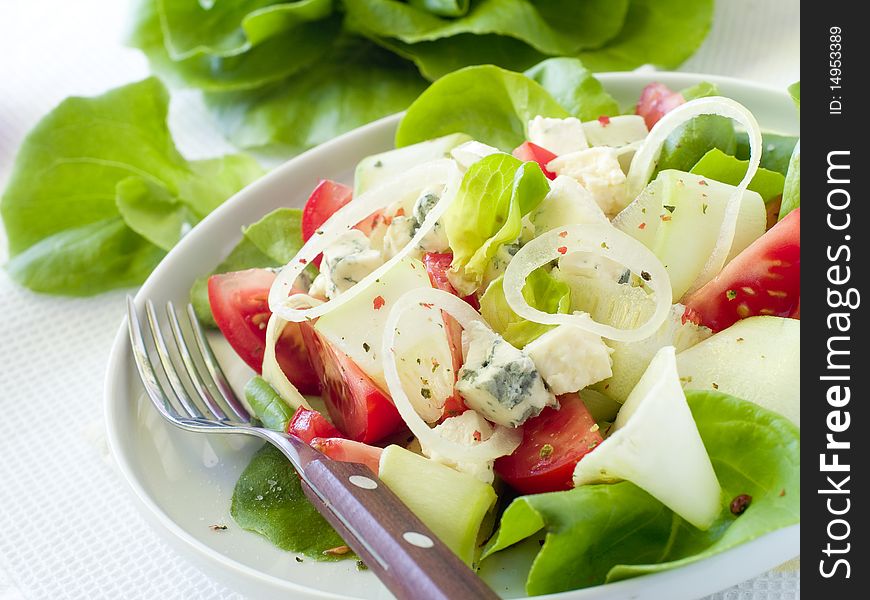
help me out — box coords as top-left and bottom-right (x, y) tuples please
(456, 322), (556, 427)
(525, 325), (613, 395)
(548, 147), (628, 216)
(582, 115), (648, 148)
(527, 116), (589, 156)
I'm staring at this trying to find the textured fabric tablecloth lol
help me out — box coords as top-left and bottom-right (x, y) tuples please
(0, 1), (800, 598)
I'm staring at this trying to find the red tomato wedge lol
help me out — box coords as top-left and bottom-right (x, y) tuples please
(636, 83), (685, 129)
(207, 269), (320, 394)
(422, 253), (470, 419)
(299, 322), (404, 444)
(684, 208), (800, 332)
(311, 438), (383, 475)
(301, 180), (353, 267)
(287, 406), (343, 444)
(512, 142), (558, 179)
(494, 393), (603, 495)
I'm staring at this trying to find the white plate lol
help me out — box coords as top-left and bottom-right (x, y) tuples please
(104, 72), (799, 600)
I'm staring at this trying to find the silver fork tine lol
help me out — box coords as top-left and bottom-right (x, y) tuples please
(165, 301), (229, 422)
(185, 303), (252, 422)
(126, 297), (181, 421)
(144, 299), (205, 419)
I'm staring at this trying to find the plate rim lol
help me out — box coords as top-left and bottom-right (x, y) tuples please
(104, 70), (800, 599)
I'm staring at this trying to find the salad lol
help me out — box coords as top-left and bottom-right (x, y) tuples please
(196, 67), (800, 594)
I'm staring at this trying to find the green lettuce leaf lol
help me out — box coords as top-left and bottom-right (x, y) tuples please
(480, 270), (571, 348)
(657, 115), (736, 174)
(206, 38), (426, 154)
(444, 153), (550, 290)
(788, 82), (800, 113)
(189, 207), (307, 325)
(1, 77), (262, 296)
(343, 0), (628, 57)
(576, 0), (714, 71)
(396, 65), (568, 150)
(129, 0), (340, 91)
(689, 148), (786, 204)
(409, 0), (469, 17)
(734, 132), (798, 176)
(523, 58), (620, 121)
(231, 444), (350, 560)
(482, 391), (800, 595)
(778, 141), (800, 220)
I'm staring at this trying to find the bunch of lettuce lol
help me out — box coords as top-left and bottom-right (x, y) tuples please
(130, 0), (714, 155)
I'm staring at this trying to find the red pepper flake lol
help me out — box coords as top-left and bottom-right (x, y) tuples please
(395, 207), (405, 217)
(558, 231), (568, 238)
(373, 296), (386, 310)
(638, 222), (646, 230)
(472, 430), (482, 442)
(298, 258), (308, 265)
(660, 215), (672, 222)
(597, 115), (611, 126)
(420, 302), (434, 309)
(557, 246), (568, 255)
(779, 489), (786, 497)
(699, 179), (709, 186)
(729, 494), (752, 516)
(383, 215), (393, 226)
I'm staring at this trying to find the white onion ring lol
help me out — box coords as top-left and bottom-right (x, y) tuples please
(382, 288), (522, 464)
(625, 97), (762, 294)
(269, 159), (462, 321)
(502, 224), (672, 342)
(261, 313), (311, 410)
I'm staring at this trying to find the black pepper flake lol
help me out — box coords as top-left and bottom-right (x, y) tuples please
(663, 205), (676, 213)
(374, 160), (383, 168)
(362, 342), (370, 352)
(702, 203), (709, 214)
(209, 524), (228, 531)
(730, 494), (752, 516)
(600, 241), (609, 249)
(295, 557), (304, 563)
(640, 271), (652, 281)
(712, 382), (719, 390)
(356, 560), (368, 571)
(421, 387), (432, 399)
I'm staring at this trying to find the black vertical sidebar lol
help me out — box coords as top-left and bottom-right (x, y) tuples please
(803, 3), (866, 597)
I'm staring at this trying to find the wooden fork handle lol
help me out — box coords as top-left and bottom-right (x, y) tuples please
(299, 459), (500, 600)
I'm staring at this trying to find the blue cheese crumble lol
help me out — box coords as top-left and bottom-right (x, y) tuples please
(317, 230), (383, 299)
(456, 321), (556, 427)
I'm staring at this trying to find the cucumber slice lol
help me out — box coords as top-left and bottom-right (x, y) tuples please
(378, 445), (497, 565)
(354, 133), (471, 196)
(613, 170), (766, 300)
(676, 316), (800, 426)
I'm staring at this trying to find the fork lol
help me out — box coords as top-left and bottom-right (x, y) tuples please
(126, 296), (500, 600)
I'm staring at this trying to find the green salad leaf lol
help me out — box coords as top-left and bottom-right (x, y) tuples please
(1, 77), (262, 296)
(576, 0), (714, 71)
(482, 391), (800, 595)
(657, 115), (736, 173)
(480, 270), (571, 348)
(778, 141), (800, 220)
(409, 0), (469, 17)
(444, 153), (550, 291)
(396, 65), (568, 150)
(689, 149), (786, 204)
(190, 207), (307, 325)
(524, 58), (620, 121)
(231, 444), (350, 560)
(734, 132), (798, 176)
(788, 82), (800, 113)
(343, 0), (628, 56)
(206, 38), (427, 154)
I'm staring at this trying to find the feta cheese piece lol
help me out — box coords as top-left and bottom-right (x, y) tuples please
(528, 116), (588, 156)
(382, 190), (450, 259)
(320, 230), (384, 298)
(412, 191), (449, 254)
(524, 325), (613, 395)
(451, 141), (501, 170)
(528, 175), (608, 237)
(548, 147), (627, 216)
(383, 215), (417, 260)
(456, 321), (556, 427)
(582, 115), (648, 148)
(426, 410), (497, 483)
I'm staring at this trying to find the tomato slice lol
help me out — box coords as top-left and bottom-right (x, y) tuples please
(684, 208), (800, 332)
(512, 142), (558, 179)
(494, 393), (603, 495)
(287, 406), (343, 443)
(299, 322), (404, 444)
(208, 269), (320, 394)
(422, 253), (470, 419)
(311, 437), (383, 475)
(636, 83), (685, 129)
(301, 180), (353, 267)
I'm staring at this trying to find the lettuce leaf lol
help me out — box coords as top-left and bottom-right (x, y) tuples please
(396, 65), (568, 150)
(734, 132), (798, 176)
(689, 149), (785, 204)
(231, 444), (350, 560)
(409, 0), (469, 17)
(480, 270), (571, 348)
(444, 153), (550, 291)
(523, 58), (620, 121)
(778, 141), (800, 220)
(482, 391), (800, 594)
(1, 77), (262, 296)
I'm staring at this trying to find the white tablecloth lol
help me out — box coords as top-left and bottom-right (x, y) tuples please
(0, 1), (800, 598)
